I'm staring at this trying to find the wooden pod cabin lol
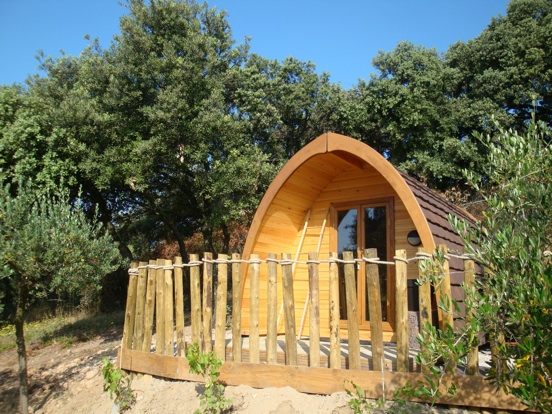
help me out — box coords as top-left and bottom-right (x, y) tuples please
(240, 132), (474, 342)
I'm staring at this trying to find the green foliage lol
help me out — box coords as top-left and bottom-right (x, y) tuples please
(0, 180), (125, 414)
(450, 117), (552, 412)
(341, 41), (489, 190)
(345, 380), (385, 414)
(392, 250), (467, 407)
(186, 342), (232, 414)
(232, 54), (338, 161)
(17, 0), (284, 257)
(0, 182), (125, 308)
(404, 115), (552, 413)
(0, 85), (78, 193)
(402, 321), (462, 405)
(341, 0), (552, 190)
(447, 0), (552, 126)
(345, 380), (421, 414)
(101, 357), (135, 412)
(376, 117), (551, 413)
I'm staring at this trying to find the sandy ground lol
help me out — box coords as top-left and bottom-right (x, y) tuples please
(0, 330), (486, 414)
(0, 330), (354, 414)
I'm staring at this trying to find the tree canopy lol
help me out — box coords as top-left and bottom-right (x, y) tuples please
(0, 0), (550, 261)
(447, 0), (552, 126)
(338, 42), (489, 189)
(0, 182), (124, 413)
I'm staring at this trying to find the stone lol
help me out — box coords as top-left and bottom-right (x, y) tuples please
(268, 401), (299, 414)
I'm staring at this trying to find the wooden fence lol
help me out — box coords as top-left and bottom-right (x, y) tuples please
(118, 248), (529, 411)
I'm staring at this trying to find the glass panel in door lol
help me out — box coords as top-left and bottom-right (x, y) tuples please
(363, 206), (388, 322)
(337, 208), (357, 320)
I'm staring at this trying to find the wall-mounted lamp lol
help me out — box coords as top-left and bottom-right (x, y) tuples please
(407, 230), (421, 246)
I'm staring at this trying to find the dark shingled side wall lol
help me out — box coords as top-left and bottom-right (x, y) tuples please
(398, 170), (479, 325)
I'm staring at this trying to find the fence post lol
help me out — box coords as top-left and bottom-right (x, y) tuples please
(281, 253), (297, 365)
(343, 251), (360, 370)
(417, 247), (432, 373)
(267, 253), (278, 365)
(395, 249), (409, 372)
(438, 245), (454, 330)
(190, 254), (202, 347)
(155, 258), (166, 354)
(142, 260), (156, 352)
(249, 254), (260, 363)
(308, 252), (320, 368)
(231, 253), (242, 362)
(329, 252), (340, 369)
(203, 252), (213, 353)
(174, 256), (186, 357)
(365, 249), (384, 372)
(437, 245), (455, 372)
(122, 261), (138, 351)
(134, 261), (148, 351)
(465, 258), (479, 375)
(164, 259), (174, 356)
(417, 248), (432, 329)
(215, 254), (228, 360)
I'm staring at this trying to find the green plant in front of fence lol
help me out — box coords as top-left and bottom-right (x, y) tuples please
(394, 247), (476, 407)
(397, 322), (461, 405)
(450, 116), (552, 412)
(186, 342), (232, 414)
(345, 380), (422, 414)
(393, 321), (463, 408)
(101, 357), (135, 412)
(345, 380), (385, 413)
(400, 116), (552, 412)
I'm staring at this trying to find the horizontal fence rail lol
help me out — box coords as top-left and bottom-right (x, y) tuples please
(119, 247), (528, 411)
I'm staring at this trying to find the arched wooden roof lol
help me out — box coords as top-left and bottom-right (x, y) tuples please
(243, 132), (474, 262)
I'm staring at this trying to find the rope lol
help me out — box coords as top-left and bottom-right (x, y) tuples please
(392, 255), (409, 264)
(228, 259), (250, 264)
(363, 257), (395, 265)
(415, 251), (433, 260)
(448, 252), (476, 260)
(126, 250), (550, 274)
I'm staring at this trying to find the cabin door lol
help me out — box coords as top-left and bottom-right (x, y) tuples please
(335, 199), (394, 331)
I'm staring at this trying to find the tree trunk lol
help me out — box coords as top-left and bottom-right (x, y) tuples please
(106, 221), (133, 260)
(15, 282), (29, 414)
(221, 223), (231, 253)
(203, 229), (215, 255)
(167, 220), (189, 263)
(82, 179), (133, 260)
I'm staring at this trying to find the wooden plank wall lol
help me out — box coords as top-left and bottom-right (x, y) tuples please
(240, 160), (423, 340)
(120, 251), (528, 411)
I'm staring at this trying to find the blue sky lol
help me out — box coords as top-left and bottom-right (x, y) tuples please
(0, 0), (509, 89)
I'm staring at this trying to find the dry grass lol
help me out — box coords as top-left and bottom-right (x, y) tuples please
(0, 310), (124, 352)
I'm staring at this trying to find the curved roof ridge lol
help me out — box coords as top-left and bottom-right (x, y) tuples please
(242, 132), (473, 261)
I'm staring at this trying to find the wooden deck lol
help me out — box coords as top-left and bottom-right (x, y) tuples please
(146, 329), (491, 375)
(223, 336), (420, 372)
